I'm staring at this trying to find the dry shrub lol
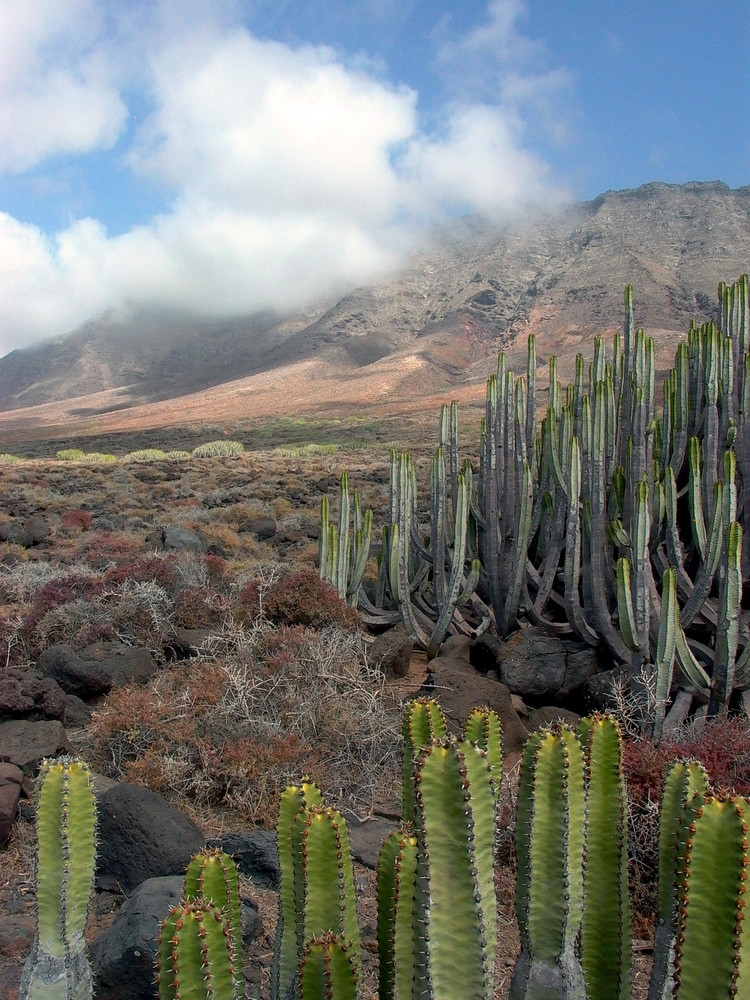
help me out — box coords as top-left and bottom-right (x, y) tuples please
(83, 618), (401, 825)
(60, 509), (93, 532)
(237, 569), (359, 631)
(173, 586), (223, 629)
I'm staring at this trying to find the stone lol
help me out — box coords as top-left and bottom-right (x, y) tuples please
(423, 656), (528, 755)
(527, 706), (583, 731)
(560, 641), (602, 698)
(90, 875), (184, 1000)
(369, 626), (412, 679)
(0, 719), (68, 775)
(79, 642), (159, 688)
(580, 669), (620, 713)
(162, 525), (205, 553)
(0, 668), (67, 722)
(207, 829), (279, 890)
(96, 783), (204, 894)
(498, 630), (567, 700)
(36, 644), (112, 700)
(238, 515), (276, 539)
(346, 817), (395, 869)
(0, 762), (23, 844)
(469, 633), (505, 674)
(64, 694), (92, 728)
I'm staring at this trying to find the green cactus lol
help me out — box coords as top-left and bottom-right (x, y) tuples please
(376, 829), (418, 1000)
(158, 901), (236, 1000)
(402, 698), (447, 823)
(183, 848), (243, 1000)
(319, 474), (373, 609)
(412, 737), (497, 1000)
(509, 726), (586, 1000)
(299, 933), (359, 1000)
(272, 780), (324, 1000)
(463, 706), (503, 805)
(672, 793), (750, 998)
(20, 757), (97, 1000)
(648, 761), (709, 1000)
(578, 715), (631, 1000)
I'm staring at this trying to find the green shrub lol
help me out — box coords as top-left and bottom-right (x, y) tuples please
(0, 453), (20, 464)
(165, 450), (191, 460)
(57, 448), (84, 461)
(124, 449), (168, 462)
(192, 439), (244, 458)
(81, 452), (117, 463)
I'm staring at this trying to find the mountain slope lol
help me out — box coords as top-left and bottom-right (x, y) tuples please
(0, 180), (748, 433)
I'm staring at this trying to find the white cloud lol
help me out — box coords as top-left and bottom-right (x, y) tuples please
(0, 1), (128, 171)
(0, 1), (572, 355)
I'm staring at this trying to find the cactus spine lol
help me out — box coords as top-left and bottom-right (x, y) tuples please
(20, 757), (97, 1000)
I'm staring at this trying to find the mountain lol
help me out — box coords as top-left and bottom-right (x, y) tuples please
(0, 180), (748, 437)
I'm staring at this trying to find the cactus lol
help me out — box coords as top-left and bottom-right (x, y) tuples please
(648, 760), (709, 1000)
(183, 848), (243, 999)
(299, 934), (359, 1000)
(319, 474), (373, 609)
(672, 793), (750, 998)
(578, 715), (631, 1000)
(158, 901), (236, 1000)
(463, 706), (503, 805)
(376, 830), (418, 1000)
(272, 780), (324, 1000)
(412, 737), (497, 1000)
(509, 726), (586, 999)
(271, 783), (361, 1000)
(20, 757), (97, 1000)
(402, 698), (447, 823)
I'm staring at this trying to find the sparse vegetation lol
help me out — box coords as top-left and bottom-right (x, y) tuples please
(0, 452), (20, 464)
(56, 448), (85, 461)
(192, 439), (244, 458)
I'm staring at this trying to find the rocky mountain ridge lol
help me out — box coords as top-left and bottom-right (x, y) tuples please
(0, 181), (748, 432)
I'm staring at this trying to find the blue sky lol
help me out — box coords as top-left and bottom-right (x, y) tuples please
(0, 0), (747, 356)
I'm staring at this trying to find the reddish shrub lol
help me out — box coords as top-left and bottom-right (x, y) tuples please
(203, 554), (231, 586)
(103, 555), (178, 593)
(60, 510), (93, 532)
(83, 531), (145, 567)
(263, 570), (359, 630)
(173, 587), (222, 629)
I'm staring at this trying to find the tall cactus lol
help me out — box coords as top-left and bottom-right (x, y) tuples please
(412, 737), (497, 1000)
(20, 757), (97, 1000)
(509, 726), (586, 1000)
(183, 848), (243, 1000)
(376, 829), (419, 1000)
(578, 715), (631, 1000)
(647, 760), (709, 1000)
(672, 793), (750, 998)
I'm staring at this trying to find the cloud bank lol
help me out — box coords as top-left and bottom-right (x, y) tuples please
(0, 0), (571, 355)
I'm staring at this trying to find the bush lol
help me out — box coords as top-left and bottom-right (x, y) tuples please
(124, 449), (168, 462)
(81, 452), (117, 463)
(83, 618), (400, 824)
(0, 453), (20, 464)
(165, 450), (191, 460)
(57, 449), (84, 461)
(192, 440), (244, 459)
(257, 569), (359, 631)
(60, 510), (93, 533)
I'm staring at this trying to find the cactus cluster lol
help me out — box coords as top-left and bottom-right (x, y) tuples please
(321, 276), (750, 731)
(24, 724), (750, 1000)
(157, 847), (244, 1000)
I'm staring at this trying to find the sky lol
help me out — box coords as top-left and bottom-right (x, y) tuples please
(0, 0), (748, 357)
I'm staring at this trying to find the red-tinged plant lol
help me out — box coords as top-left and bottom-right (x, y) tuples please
(102, 554), (178, 592)
(83, 531), (146, 567)
(60, 509), (93, 532)
(173, 587), (222, 630)
(263, 569), (359, 630)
